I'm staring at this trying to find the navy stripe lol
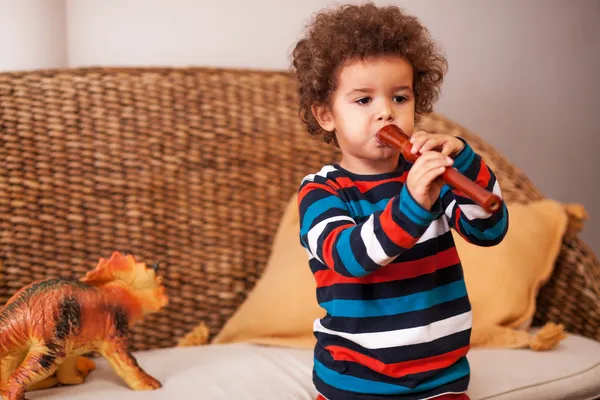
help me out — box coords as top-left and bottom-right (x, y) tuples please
(399, 185), (439, 226)
(316, 346), (470, 388)
(349, 224), (383, 274)
(331, 163), (406, 182)
(372, 212), (410, 255)
(452, 141), (475, 173)
(389, 196), (430, 240)
(309, 258), (329, 274)
(319, 280), (467, 318)
(314, 328), (472, 364)
(363, 180), (405, 199)
(332, 227), (368, 277)
(396, 228), (456, 261)
(346, 197), (391, 220)
(320, 296), (472, 334)
(314, 372), (469, 400)
(458, 206), (508, 243)
(301, 195), (350, 236)
(314, 356), (469, 396)
(317, 263), (464, 303)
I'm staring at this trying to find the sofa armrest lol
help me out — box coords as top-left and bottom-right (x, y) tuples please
(534, 235), (600, 341)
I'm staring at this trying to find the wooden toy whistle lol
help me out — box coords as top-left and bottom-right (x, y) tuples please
(376, 125), (502, 214)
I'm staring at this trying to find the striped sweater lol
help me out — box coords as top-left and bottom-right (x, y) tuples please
(298, 140), (509, 400)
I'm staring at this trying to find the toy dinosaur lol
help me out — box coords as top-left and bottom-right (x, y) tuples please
(0, 251), (168, 400)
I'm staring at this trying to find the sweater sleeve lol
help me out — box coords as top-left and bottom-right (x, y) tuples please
(298, 175), (441, 278)
(440, 138), (509, 246)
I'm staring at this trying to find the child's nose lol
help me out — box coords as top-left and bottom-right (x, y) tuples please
(376, 101), (394, 121)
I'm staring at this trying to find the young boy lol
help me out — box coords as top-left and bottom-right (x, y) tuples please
(292, 4), (508, 400)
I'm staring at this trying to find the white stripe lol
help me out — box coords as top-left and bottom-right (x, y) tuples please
(493, 180), (502, 197)
(444, 181), (503, 220)
(306, 248), (315, 260)
(459, 204), (492, 220)
(313, 311), (472, 349)
(302, 165), (337, 183)
(307, 216), (355, 264)
(360, 215), (395, 265)
(417, 217), (450, 244)
(444, 199), (456, 220)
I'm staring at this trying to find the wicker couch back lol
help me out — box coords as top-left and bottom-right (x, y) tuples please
(1, 67), (597, 350)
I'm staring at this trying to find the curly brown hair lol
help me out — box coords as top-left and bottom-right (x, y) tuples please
(291, 3), (448, 144)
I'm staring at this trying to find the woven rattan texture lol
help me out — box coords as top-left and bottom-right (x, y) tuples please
(1, 67), (598, 350)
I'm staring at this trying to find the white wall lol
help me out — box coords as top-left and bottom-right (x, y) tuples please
(64, 0), (600, 255)
(0, 0), (67, 72)
(2, 0), (600, 254)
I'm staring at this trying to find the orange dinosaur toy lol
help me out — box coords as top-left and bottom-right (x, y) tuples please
(0, 251), (168, 400)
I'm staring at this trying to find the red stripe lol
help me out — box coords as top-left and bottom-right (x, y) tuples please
(298, 182), (337, 205)
(454, 162), (491, 199)
(322, 223), (354, 268)
(314, 247), (459, 288)
(335, 174), (407, 193)
(454, 207), (464, 237)
(315, 395), (328, 400)
(431, 394), (470, 400)
(475, 161), (491, 188)
(325, 344), (470, 378)
(379, 200), (418, 249)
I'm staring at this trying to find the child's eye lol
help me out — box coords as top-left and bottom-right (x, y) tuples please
(355, 97), (371, 105)
(393, 95), (408, 103)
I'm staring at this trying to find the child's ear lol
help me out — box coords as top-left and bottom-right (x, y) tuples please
(311, 103), (335, 132)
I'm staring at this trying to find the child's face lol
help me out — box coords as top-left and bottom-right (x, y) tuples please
(313, 55), (415, 172)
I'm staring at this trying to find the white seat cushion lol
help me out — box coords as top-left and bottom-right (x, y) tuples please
(25, 334), (600, 400)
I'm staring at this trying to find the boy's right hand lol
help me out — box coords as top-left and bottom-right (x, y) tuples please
(406, 151), (454, 210)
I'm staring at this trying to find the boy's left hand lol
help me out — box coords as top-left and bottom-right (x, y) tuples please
(410, 131), (465, 157)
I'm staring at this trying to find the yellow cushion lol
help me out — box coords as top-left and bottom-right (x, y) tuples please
(211, 196), (570, 349)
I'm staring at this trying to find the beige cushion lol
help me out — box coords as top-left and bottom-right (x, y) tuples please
(27, 334), (600, 400)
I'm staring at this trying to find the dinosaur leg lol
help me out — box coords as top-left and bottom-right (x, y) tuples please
(0, 354), (57, 394)
(3, 353), (60, 392)
(25, 376), (59, 392)
(3, 354), (95, 392)
(99, 338), (161, 391)
(56, 355), (96, 385)
(2, 353), (63, 393)
(4, 345), (64, 400)
(1, 355), (21, 393)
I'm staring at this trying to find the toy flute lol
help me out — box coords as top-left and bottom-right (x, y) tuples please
(376, 125), (502, 214)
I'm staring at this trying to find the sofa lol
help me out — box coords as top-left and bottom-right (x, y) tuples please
(0, 66), (599, 400)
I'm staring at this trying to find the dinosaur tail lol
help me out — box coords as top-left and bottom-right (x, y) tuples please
(0, 311), (10, 357)
(0, 307), (26, 357)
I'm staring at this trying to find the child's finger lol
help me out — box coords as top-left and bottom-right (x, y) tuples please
(410, 136), (430, 154)
(441, 142), (454, 156)
(419, 138), (442, 153)
(409, 131), (427, 143)
(412, 155), (453, 180)
(415, 151), (454, 166)
(422, 165), (448, 185)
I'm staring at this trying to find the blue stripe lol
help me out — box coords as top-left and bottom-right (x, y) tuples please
(314, 357), (470, 395)
(453, 142), (475, 174)
(336, 228), (367, 277)
(440, 185), (451, 199)
(320, 280), (467, 318)
(301, 195), (348, 236)
(458, 204), (508, 241)
(399, 185), (437, 226)
(347, 198), (390, 219)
